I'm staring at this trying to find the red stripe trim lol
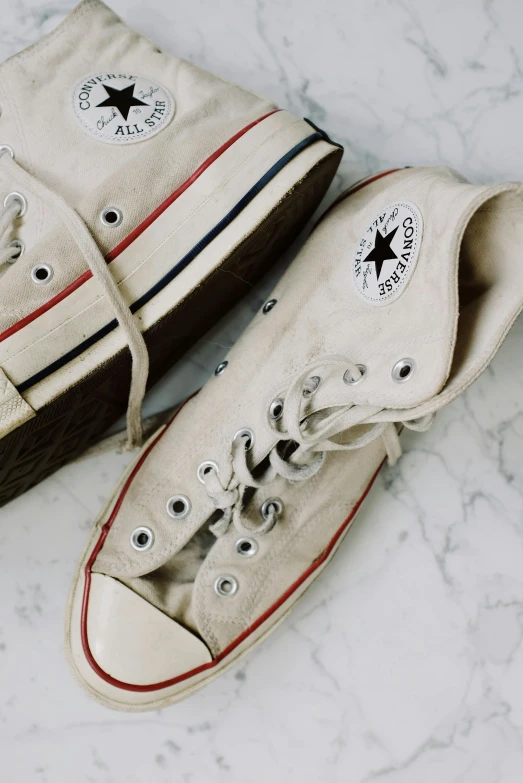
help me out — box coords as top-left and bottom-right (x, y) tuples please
(0, 270), (93, 343)
(104, 109), (280, 262)
(80, 395), (383, 692)
(79, 163), (393, 694)
(314, 168), (401, 231)
(0, 109), (281, 346)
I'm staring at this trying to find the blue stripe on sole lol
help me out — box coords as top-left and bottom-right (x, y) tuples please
(17, 131), (327, 394)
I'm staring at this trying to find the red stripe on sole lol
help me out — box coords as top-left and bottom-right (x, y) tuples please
(314, 168), (401, 230)
(78, 165), (392, 696)
(80, 395), (384, 693)
(0, 109), (281, 345)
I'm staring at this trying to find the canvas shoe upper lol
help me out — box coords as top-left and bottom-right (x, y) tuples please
(66, 165), (523, 710)
(0, 0), (342, 504)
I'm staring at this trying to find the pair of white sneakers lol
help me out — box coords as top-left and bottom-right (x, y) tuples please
(2, 0), (522, 712)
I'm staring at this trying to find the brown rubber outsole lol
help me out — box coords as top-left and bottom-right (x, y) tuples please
(0, 147), (342, 508)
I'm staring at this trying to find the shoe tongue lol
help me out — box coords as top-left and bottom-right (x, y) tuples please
(329, 168), (519, 409)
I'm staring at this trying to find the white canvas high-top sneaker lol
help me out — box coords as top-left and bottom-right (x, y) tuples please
(0, 0), (342, 505)
(66, 166), (523, 711)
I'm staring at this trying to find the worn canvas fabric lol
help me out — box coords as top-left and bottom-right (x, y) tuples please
(67, 165), (523, 708)
(0, 0), (342, 504)
(0, 0), (277, 331)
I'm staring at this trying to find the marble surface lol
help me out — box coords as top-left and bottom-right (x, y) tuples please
(1, 0), (523, 781)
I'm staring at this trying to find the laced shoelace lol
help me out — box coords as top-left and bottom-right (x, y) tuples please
(0, 198), (24, 265)
(203, 355), (435, 537)
(0, 149), (149, 447)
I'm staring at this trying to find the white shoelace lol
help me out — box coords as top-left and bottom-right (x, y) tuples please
(203, 355), (434, 537)
(0, 150), (149, 447)
(0, 197), (24, 265)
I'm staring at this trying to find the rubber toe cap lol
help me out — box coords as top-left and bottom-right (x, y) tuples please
(86, 573), (212, 686)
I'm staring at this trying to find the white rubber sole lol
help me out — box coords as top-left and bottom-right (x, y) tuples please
(0, 110), (336, 414)
(65, 418), (381, 712)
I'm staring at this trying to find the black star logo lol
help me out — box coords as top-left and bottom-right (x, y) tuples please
(96, 84), (149, 121)
(363, 226), (399, 280)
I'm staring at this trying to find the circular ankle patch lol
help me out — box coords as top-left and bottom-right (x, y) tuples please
(352, 201), (423, 305)
(72, 73), (175, 145)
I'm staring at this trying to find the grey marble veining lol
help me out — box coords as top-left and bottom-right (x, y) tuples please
(1, 1), (523, 781)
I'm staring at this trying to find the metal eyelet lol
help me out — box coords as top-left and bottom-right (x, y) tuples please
(343, 364), (367, 386)
(263, 298), (277, 314)
(31, 264), (53, 284)
(7, 239), (24, 262)
(260, 497), (283, 521)
(303, 376), (321, 397)
(166, 495), (191, 519)
(197, 460), (219, 484)
(214, 361), (228, 376)
(4, 191), (27, 218)
(233, 428), (255, 450)
(0, 145), (14, 160)
(214, 575), (238, 597)
(130, 526), (155, 551)
(235, 537), (258, 557)
(392, 358), (416, 383)
(269, 398), (284, 421)
(100, 207), (123, 228)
